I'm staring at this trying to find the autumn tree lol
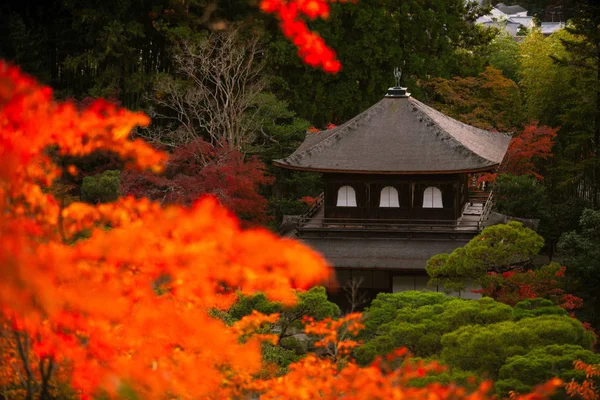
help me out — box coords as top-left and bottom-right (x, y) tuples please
(422, 66), (523, 131)
(468, 122), (558, 187)
(254, 306), (562, 399)
(476, 264), (584, 313)
(258, 0), (354, 74)
(302, 313), (363, 363)
(0, 4), (572, 397)
(228, 287), (339, 338)
(566, 359), (600, 400)
(0, 319), (78, 400)
(121, 138), (273, 224)
(5, 60), (552, 400)
(472, 121), (557, 186)
(224, 286), (340, 371)
(0, 61), (332, 399)
(499, 124), (558, 179)
(143, 27), (267, 151)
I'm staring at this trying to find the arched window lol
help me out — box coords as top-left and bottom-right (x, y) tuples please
(379, 186), (400, 207)
(336, 186), (357, 207)
(422, 186), (443, 208)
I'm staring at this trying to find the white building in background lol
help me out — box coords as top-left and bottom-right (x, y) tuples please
(476, 3), (534, 38)
(491, 3), (528, 18)
(540, 21), (565, 36)
(476, 2), (564, 39)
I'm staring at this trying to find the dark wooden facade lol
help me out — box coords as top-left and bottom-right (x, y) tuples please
(323, 173), (469, 222)
(275, 89), (510, 312)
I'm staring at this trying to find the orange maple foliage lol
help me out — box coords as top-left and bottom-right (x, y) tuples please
(253, 317), (562, 400)
(307, 122), (337, 133)
(303, 312), (363, 362)
(0, 63), (564, 399)
(256, 354), (562, 400)
(0, 322), (28, 399)
(0, 61), (330, 398)
(300, 196), (317, 205)
(246, 311), (562, 400)
(565, 360), (600, 400)
(259, 0), (354, 73)
(477, 123), (558, 184)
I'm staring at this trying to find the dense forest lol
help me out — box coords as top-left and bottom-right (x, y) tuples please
(1, 0), (597, 222)
(1, 0), (600, 398)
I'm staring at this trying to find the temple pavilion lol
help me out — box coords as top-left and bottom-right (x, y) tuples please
(274, 86), (511, 308)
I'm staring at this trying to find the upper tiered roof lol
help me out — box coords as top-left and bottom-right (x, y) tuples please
(274, 89), (511, 174)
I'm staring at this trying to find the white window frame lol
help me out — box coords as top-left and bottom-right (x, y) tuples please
(379, 186), (400, 208)
(422, 186), (443, 208)
(336, 185), (357, 207)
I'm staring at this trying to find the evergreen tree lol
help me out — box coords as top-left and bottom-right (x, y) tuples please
(0, 0), (173, 107)
(552, 0), (600, 206)
(558, 209), (600, 330)
(520, 26), (598, 206)
(265, 0), (494, 125)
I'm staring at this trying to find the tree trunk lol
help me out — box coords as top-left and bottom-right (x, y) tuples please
(39, 358), (54, 400)
(14, 331), (35, 400)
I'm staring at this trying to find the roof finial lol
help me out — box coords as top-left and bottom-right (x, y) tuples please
(393, 67), (402, 88)
(386, 63), (410, 98)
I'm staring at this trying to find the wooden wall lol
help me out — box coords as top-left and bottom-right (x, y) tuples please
(323, 173), (467, 221)
(457, 174), (469, 220)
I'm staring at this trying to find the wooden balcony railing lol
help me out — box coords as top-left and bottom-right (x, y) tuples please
(298, 217), (480, 231)
(478, 191), (494, 226)
(294, 191), (493, 235)
(297, 192), (324, 226)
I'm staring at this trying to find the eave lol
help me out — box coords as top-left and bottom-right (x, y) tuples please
(271, 161), (501, 175)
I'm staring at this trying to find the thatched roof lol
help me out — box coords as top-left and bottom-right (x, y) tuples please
(274, 94), (511, 174)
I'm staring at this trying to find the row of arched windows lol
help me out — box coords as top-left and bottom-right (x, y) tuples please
(336, 186), (443, 208)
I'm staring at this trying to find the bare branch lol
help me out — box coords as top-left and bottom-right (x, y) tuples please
(146, 27), (268, 152)
(343, 277), (369, 313)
